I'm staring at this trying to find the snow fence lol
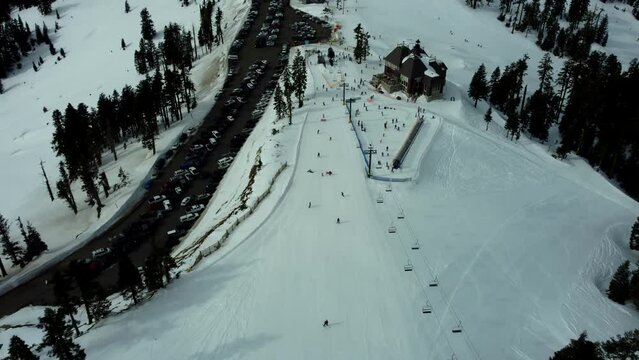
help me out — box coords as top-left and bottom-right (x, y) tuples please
(190, 162), (289, 268)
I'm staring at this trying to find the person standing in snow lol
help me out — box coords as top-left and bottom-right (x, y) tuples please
(323, 320), (329, 327)
(341, 192), (344, 197)
(308, 202), (311, 208)
(336, 218), (340, 224)
(317, 152), (320, 157)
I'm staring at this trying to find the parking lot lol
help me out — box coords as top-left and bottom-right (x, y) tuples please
(0, 0), (331, 317)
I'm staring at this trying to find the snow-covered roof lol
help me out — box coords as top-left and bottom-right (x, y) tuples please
(424, 69), (439, 78)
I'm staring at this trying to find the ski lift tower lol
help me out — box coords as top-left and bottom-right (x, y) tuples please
(345, 97), (360, 123)
(363, 144), (377, 178)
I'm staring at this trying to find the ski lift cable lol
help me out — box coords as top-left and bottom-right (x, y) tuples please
(389, 216), (458, 358)
(388, 191), (483, 360)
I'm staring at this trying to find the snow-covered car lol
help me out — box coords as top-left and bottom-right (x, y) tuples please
(217, 156), (234, 169)
(188, 167), (199, 176)
(190, 144), (204, 152)
(187, 204), (205, 214)
(195, 193), (212, 202)
(148, 195), (166, 205)
(181, 196), (192, 207)
(174, 187), (182, 195)
(179, 213), (199, 223)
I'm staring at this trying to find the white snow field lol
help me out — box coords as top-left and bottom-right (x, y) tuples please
(0, 0), (248, 285)
(2, 0), (639, 359)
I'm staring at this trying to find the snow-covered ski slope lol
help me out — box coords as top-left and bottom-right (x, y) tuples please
(0, 0), (247, 281)
(5, 43), (627, 359)
(1, 0), (639, 358)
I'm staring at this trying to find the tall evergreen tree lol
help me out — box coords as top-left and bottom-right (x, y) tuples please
(125, 0), (130, 13)
(37, 0), (54, 15)
(118, 256), (143, 305)
(51, 271), (80, 336)
(55, 161), (78, 214)
(327, 46), (335, 66)
(292, 50), (307, 108)
(0, 214), (25, 268)
(214, 7), (223, 44)
(158, 252), (176, 285)
(630, 217), (639, 250)
(488, 66), (501, 100)
(607, 260), (631, 304)
(88, 284), (111, 321)
(143, 254), (163, 290)
(468, 63), (489, 107)
(484, 107), (493, 131)
(549, 332), (603, 360)
(8, 335), (38, 360)
(25, 222), (47, 260)
(600, 329), (639, 360)
(353, 23), (363, 63)
(37, 308), (86, 360)
(140, 8), (156, 41)
(538, 52), (554, 93)
(630, 268), (639, 309)
(198, 0), (215, 52)
(273, 84), (285, 120)
(525, 89), (552, 141)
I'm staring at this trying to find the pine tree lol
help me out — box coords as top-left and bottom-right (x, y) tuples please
(140, 8), (156, 41)
(468, 63), (489, 107)
(488, 67), (501, 103)
(0, 214), (25, 268)
(49, 43), (56, 56)
(125, 0), (130, 13)
(51, 271), (80, 336)
(607, 260), (631, 304)
(600, 329), (639, 359)
(353, 23), (363, 63)
(595, 15), (608, 46)
(327, 47), (335, 66)
(143, 254), (163, 290)
(537, 52), (554, 93)
(121, 38), (126, 50)
(273, 84), (285, 120)
(549, 332), (603, 360)
(37, 0), (54, 15)
(630, 217), (639, 250)
(0, 78), (4, 94)
(56, 161), (78, 214)
(88, 284), (111, 321)
(504, 107), (521, 140)
(60, 48), (65, 58)
(33, 62), (38, 72)
(118, 256), (143, 305)
(484, 107), (493, 131)
(56, 9), (60, 19)
(25, 222), (47, 260)
(215, 7), (223, 44)
(525, 89), (552, 141)
(37, 308), (86, 360)
(8, 335), (38, 360)
(292, 50), (307, 108)
(630, 268), (639, 309)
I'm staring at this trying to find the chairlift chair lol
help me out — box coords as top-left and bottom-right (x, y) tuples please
(421, 304), (432, 314)
(429, 277), (439, 287)
(388, 222), (397, 233)
(404, 262), (413, 271)
(376, 193), (383, 203)
(411, 240), (420, 250)
(385, 183), (392, 192)
(452, 323), (463, 333)
(397, 210), (405, 219)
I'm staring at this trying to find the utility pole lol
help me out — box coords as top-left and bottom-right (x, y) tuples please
(363, 145), (377, 178)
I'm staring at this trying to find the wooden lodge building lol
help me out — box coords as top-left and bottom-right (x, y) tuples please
(372, 40), (447, 101)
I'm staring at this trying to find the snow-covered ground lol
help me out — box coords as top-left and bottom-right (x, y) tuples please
(0, 0), (248, 285)
(2, 0), (639, 358)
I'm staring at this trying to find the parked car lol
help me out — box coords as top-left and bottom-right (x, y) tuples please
(181, 196), (192, 207)
(148, 195), (166, 205)
(179, 213), (199, 223)
(187, 204), (205, 214)
(217, 156), (234, 169)
(92, 247), (112, 260)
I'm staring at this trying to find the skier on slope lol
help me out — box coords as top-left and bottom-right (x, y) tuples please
(336, 218), (340, 224)
(323, 320), (329, 327)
